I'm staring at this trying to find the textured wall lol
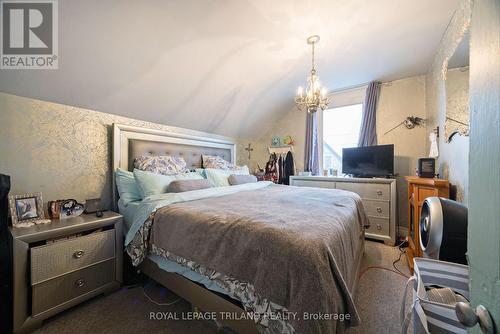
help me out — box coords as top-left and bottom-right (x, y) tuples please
(377, 76), (427, 231)
(0, 92), (248, 209)
(425, 0), (472, 204)
(249, 110), (307, 174)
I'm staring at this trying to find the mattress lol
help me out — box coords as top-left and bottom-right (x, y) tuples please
(118, 199), (226, 295)
(126, 182), (367, 334)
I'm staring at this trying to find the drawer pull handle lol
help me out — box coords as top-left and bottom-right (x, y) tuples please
(75, 278), (85, 288)
(74, 250), (85, 258)
(377, 190), (383, 196)
(376, 224), (382, 230)
(376, 207), (382, 213)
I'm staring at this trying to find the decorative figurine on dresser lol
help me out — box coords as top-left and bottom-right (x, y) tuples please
(8, 207), (123, 334)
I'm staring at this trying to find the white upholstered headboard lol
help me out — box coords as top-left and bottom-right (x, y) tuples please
(112, 123), (236, 206)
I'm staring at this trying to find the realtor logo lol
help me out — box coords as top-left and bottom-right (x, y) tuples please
(1, 0), (58, 69)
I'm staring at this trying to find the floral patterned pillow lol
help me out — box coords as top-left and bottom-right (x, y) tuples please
(134, 155), (187, 175)
(202, 155), (238, 170)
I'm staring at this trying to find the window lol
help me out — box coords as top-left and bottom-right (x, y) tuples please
(322, 103), (363, 173)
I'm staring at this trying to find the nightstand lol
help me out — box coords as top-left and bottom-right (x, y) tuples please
(9, 211), (123, 334)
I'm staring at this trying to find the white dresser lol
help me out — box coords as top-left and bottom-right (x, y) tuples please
(290, 176), (397, 245)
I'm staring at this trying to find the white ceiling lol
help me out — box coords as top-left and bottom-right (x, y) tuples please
(0, 0), (459, 138)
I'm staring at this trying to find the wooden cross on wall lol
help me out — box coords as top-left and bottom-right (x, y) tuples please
(245, 143), (254, 159)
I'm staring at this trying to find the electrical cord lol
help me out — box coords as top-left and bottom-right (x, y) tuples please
(359, 265), (409, 279)
(142, 285), (182, 306)
(394, 239), (408, 249)
(358, 240), (410, 280)
(391, 239), (408, 278)
(392, 248), (406, 277)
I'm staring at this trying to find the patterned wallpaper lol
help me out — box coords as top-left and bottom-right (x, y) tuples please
(425, 0), (472, 203)
(0, 92), (248, 210)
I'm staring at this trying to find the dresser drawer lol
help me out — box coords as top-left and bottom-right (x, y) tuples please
(31, 229), (115, 285)
(32, 259), (115, 315)
(291, 180), (336, 189)
(335, 182), (390, 200)
(366, 217), (390, 237)
(362, 200), (390, 218)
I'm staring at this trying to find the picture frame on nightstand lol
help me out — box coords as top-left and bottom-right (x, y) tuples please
(8, 192), (49, 227)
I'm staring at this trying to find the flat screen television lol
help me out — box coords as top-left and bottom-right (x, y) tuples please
(342, 144), (394, 177)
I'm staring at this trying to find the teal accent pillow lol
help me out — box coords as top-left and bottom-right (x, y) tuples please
(115, 168), (142, 204)
(133, 169), (203, 198)
(194, 168), (207, 178)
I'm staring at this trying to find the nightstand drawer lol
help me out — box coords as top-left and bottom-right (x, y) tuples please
(32, 259), (115, 315)
(31, 229), (115, 285)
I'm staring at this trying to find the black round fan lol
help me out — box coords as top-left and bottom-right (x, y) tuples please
(419, 197), (468, 265)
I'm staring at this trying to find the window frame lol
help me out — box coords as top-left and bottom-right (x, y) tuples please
(318, 85), (367, 172)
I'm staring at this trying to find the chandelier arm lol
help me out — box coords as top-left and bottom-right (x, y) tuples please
(311, 42), (315, 72)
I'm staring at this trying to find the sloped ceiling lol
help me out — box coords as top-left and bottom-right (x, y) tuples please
(0, 0), (459, 138)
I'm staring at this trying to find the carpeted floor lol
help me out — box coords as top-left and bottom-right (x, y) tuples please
(33, 240), (411, 334)
(350, 241), (411, 334)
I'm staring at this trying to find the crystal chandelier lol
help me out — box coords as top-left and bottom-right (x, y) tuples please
(295, 35), (330, 113)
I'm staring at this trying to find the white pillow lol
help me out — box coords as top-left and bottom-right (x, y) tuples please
(236, 165), (250, 175)
(204, 167), (250, 187)
(133, 169), (203, 198)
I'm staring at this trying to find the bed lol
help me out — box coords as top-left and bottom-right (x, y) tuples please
(112, 123), (367, 334)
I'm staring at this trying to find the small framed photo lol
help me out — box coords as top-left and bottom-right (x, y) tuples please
(271, 136), (281, 147)
(9, 192), (45, 227)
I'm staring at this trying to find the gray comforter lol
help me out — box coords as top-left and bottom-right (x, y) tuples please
(147, 184), (367, 334)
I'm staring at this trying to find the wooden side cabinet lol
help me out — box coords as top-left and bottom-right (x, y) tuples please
(405, 176), (450, 272)
(9, 212), (123, 334)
